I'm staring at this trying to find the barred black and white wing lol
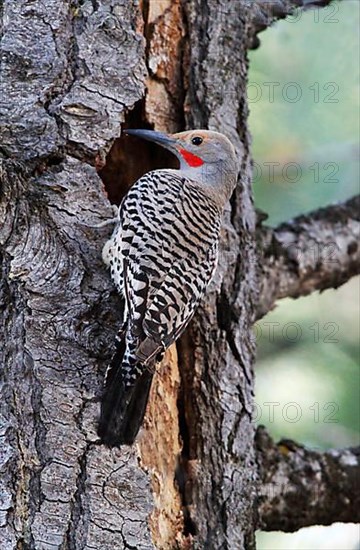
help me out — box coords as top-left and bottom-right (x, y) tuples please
(122, 170), (221, 351)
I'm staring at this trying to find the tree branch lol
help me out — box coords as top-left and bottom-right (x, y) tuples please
(256, 427), (360, 531)
(247, 0), (334, 49)
(257, 195), (360, 318)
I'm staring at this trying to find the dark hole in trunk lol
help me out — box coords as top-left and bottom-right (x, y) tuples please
(99, 99), (179, 205)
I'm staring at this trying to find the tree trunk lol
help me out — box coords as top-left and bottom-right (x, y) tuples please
(1, 1), (358, 549)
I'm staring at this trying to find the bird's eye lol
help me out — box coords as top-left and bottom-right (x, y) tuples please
(191, 136), (203, 146)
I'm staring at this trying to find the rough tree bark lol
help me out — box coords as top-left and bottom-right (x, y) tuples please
(0, 0), (358, 549)
(256, 427), (360, 531)
(258, 195), (360, 317)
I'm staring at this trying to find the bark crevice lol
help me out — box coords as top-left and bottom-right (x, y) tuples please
(65, 448), (88, 549)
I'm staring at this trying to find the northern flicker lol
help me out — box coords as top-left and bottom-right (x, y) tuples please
(98, 129), (238, 446)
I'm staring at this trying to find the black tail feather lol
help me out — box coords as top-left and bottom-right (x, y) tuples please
(98, 345), (154, 446)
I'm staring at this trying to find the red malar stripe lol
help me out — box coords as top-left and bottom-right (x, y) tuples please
(179, 148), (204, 167)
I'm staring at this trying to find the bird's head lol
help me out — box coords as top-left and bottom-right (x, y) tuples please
(124, 128), (238, 202)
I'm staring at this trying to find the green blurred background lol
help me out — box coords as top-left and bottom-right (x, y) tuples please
(248, 1), (360, 548)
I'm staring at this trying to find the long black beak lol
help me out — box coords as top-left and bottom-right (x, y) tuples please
(124, 129), (177, 148)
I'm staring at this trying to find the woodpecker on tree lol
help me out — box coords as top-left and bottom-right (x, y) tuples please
(98, 128), (238, 446)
